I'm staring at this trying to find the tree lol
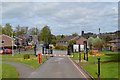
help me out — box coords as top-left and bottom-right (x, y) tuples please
(104, 35), (112, 42)
(61, 34), (65, 38)
(15, 25), (27, 36)
(92, 35), (97, 38)
(15, 25), (21, 36)
(30, 27), (38, 35)
(51, 34), (56, 45)
(40, 25), (52, 44)
(72, 33), (78, 36)
(3, 23), (13, 35)
(92, 37), (103, 50)
(88, 37), (103, 50)
(68, 40), (76, 47)
(88, 37), (94, 50)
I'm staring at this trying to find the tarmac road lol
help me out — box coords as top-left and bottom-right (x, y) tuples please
(28, 56), (91, 79)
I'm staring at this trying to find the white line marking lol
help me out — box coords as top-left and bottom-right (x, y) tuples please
(68, 57), (88, 79)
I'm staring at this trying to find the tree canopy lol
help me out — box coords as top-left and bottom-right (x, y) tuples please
(40, 25), (52, 44)
(2, 23), (13, 35)
(72, 33), (78, 36)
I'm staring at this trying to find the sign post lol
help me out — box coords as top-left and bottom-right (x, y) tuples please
(93, 50), (98, 65)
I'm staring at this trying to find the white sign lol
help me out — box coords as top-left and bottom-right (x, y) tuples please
(80, 45), (84, 51)
(73, 44), (79, 52)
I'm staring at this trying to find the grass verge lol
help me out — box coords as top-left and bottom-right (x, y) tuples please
(2, 54), (47, 69)
(2, 64), (18, 78)
(71, 51), (119, 78)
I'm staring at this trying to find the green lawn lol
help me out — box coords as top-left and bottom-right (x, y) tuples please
(2, 64), (18, 78)
(2, 54), (36, 58)
(71, 51), (119, 78)
(2, 54), (47, 69)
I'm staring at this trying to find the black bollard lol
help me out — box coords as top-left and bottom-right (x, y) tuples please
(84, 53), (85, 60)
(19, 46), (20, 54)
(42, 47), (44, 54)
(79, 52), (81, 62)
(87, 52), (88, 61)
(34, 44), (37, 57)
(98, 57), (100, 78)
(45, 48), (47, 54)
(51, 49), (53, 54)
(73, 52), (74, 58)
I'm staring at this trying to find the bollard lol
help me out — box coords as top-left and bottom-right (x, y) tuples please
(73, 52), (74, 58)
(42, 47), (44, 54)
(38, 53), (42, 64)
(98, 57), (100, 78)
(40, 53), (42, 64)
(84, 53), (85, 60)
(87, 52), (88, 61)
(38, 53), (40, 63)
(79, 52), (81, 62)
(45, 48), (47, 54)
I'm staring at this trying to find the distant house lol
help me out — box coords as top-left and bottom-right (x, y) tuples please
(57, 35), (88, 47)
(14, 36), (23, 47)
(81, 31), (95, 39)
(31, 35), (38, 43)
(19, 35), (27, 46)
(0, 34), (15, 48)
(57, 36), (79, 46)
(109, 38), (120, 51)
(76, 36), (88, 46)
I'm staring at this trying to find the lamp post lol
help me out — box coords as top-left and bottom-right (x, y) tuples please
(11, 31), (14, 56)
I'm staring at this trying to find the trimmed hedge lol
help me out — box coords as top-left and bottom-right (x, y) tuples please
(55, 46), (67, 50)
(23, 54), (30, 59)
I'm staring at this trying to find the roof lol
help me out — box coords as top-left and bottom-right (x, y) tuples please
(59, 36), (79, 42)
(0, 34), (15, 47)
(109, 38), (120, 43)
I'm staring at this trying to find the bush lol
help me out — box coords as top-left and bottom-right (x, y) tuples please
(55, 46), (67, 50)
(89, 50), (93, 55)
(23, 54), (30, 59)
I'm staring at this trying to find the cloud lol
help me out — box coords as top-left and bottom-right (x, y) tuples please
(2, 2), (118, 35)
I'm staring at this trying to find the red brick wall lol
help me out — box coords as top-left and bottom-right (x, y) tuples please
(76, 37), (88, 45)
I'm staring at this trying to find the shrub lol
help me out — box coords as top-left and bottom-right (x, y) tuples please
(89, 50), (93, 55)
(55, 46), (67, 50)
(23, 54), (30, 59)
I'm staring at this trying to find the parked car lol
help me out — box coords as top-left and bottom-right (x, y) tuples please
(0, 49), (12, 54)
(0, 49), (3, 54)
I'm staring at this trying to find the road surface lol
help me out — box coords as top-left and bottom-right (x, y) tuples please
(28, 56), (91, 78)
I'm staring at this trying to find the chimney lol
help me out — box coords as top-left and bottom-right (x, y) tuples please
(82, 31), (84, 37)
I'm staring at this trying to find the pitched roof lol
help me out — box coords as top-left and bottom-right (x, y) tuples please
(59, 36), (79, 42)
(109, 38), (120, 43)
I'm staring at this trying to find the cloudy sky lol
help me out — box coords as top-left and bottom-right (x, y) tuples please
(1, 1), (118, 35)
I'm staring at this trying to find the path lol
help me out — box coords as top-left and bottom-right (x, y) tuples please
(28, 56), (91, 78)
(3, 62), (35, 78)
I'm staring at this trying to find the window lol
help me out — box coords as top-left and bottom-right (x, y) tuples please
(2, 40), (5, 44)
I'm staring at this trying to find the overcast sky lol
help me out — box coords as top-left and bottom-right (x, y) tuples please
(1, 1), (118, 35)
